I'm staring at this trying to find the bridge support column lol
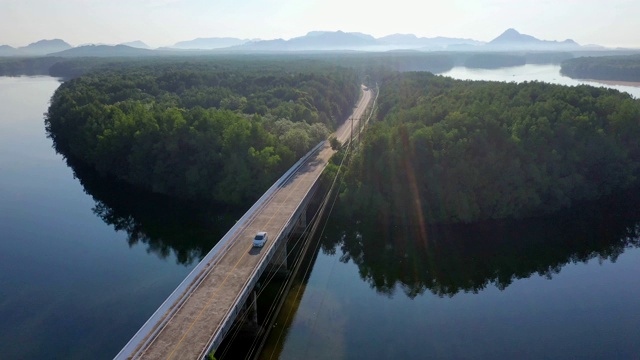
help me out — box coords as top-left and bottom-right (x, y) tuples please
(233, 289), (260, 338)
(267, 239), (289, 277)
(293, 208), (307, 236)
(247, 290), (258, 327)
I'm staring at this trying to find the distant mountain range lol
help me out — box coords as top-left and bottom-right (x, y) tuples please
(378, 33), (485, 50)
(233, 31), (375, 51)
(0, 39), (72, 56)
(226, 31), (484, 51)
(169, 37), (250, 50)
(486, 28), (580, 51)
(0, 29), (617, 57)
(51, 44), (155, 57)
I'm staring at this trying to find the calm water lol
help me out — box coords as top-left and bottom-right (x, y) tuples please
(441, 64), (640, 99)
(259, 202), (640, 359)
(2, 67), (640, 359)
(0, 76), (219, 359)
(255, 65), (640, 360)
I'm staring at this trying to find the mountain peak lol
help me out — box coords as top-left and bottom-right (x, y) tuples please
(27, 39), (71, 47)
(19, 39), (72, 55)
(488, 29), (581, 50)
(51, 44), (155, 57)
(288, 31), (377, 48)
(379, 34), (419, 41)
(489, 28), (539, 44)
(120, 40), (150, 49)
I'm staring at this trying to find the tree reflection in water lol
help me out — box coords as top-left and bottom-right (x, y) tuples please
(323, 188), (640, 298)
(65, 157), (241, 265)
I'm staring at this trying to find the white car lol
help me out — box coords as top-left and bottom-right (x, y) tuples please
(253, 231), (268, 247)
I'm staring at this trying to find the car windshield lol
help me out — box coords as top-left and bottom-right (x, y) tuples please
(255, 234), (264, 240)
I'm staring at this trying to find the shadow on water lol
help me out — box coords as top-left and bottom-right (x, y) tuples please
(254, 186), (640, 359)
(64, 156), (242, 266)
(323, 187), (640, 298)
(59, 152), (640, 357)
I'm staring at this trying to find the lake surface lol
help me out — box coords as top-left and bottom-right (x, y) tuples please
(0, 76), (225, 359)
(258, 203), (640, 359)
(440, 64), (640, 99)
(2, 66), (640, 359)
(252, 65), (640, 359)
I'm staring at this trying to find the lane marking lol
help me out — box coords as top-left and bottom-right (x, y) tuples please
(165, 142), (328, 359)
(138, 87), (371, 359)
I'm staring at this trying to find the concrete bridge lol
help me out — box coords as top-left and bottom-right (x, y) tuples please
(116, 86), (374, 360)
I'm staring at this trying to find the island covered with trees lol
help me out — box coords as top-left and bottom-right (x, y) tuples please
(45, 58), (360, 207)
(45, 55), (640, 223)
(561, 54), (640, 82)
(339, 72), (640, 223)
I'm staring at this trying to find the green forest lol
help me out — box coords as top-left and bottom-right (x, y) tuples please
(0, 53), (454, 79)
(45, 59), (360, 206)
(45, 55), (640, 223)
(0, 56), (62, 76)
(340, 72), (640, 223)
(561, 54), (640, 82)
(0, 51), (578, 79)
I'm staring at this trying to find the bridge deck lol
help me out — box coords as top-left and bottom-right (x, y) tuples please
(122, 87), (372, 360)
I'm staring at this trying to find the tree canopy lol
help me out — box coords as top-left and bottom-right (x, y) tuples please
(45, 59), (360, 207)
(341, 72), (640, 223)
(561, 54), (640, 82)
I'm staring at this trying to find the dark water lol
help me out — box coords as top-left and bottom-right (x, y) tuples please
(2, 74), (640, 360)
(258, 191), (640, 359)
(255, 66), (640, 359)
(0, 76), (235, 359)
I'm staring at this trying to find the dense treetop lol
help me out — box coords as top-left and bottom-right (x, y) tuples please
(0, 56), (62, 76)
(43, 54), (640, 221)
(341, 72), (640, 223)
(45, 59), (360, 206)
(0, 51), (579, 80)
(561, 54), (640, 82)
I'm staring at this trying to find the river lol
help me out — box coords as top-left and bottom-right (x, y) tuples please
(1, 64), (640, 359)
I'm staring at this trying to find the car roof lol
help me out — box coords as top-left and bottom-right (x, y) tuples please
(256, 231), (267, 236)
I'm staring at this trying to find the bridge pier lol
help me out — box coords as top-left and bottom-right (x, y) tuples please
(242, 290), (260, 332)
(266, 238), (289, 277)
(293, 210), (307, 236)
(115, 87), (374, 360)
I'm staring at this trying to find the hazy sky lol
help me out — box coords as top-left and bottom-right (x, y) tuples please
(1, 0), (638, 48)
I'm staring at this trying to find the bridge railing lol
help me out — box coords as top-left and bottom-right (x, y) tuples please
(115, 140), (326, 360)
(198, 141), (328, 358)
(197, 87), (377, 358)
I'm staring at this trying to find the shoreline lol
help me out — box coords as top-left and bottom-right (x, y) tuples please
(582, 78), (640, 88)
